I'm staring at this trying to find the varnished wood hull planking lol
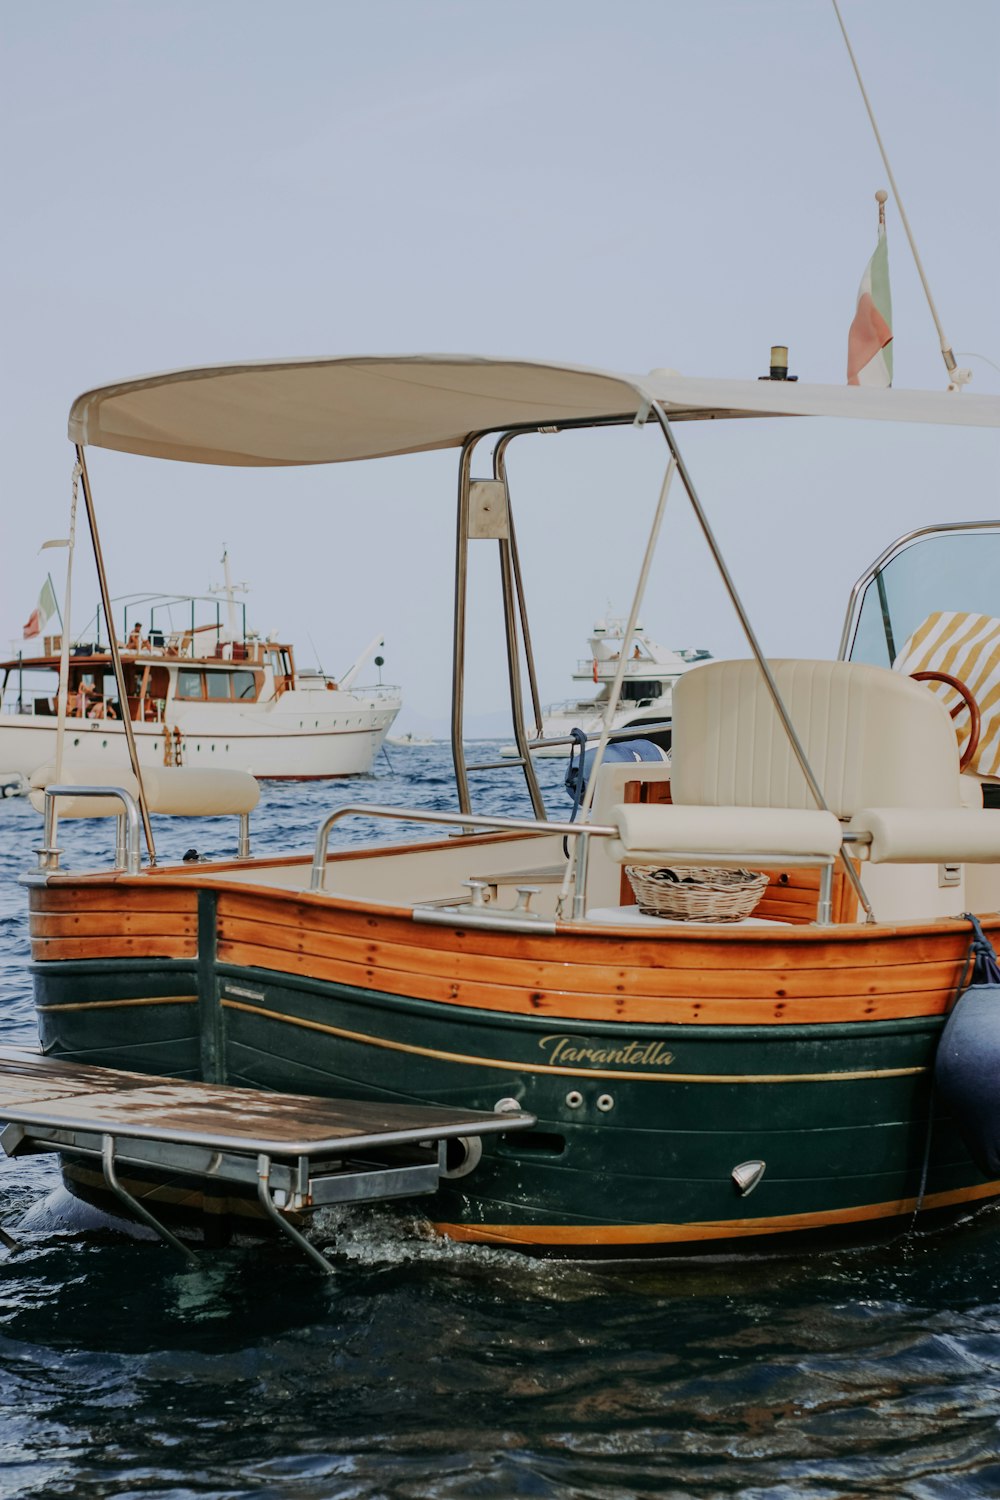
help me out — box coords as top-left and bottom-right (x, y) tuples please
(27, 875), (1000, 1253)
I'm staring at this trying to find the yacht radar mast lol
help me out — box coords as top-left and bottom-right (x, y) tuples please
(209, 547), (249, 642)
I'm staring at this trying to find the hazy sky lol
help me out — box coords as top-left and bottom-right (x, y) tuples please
(2, 0), (998, 733)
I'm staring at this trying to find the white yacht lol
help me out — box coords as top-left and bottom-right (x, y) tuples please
(511, 614), (711, 756)
(0, 589), (400, 781)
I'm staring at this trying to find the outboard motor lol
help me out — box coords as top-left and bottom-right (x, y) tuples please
(564, 730), (668, 824)
(935, 914), (1000, 1176)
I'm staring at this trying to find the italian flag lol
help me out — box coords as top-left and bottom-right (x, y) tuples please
(847, 223), (892, 387)
(22, 577), (58, 639)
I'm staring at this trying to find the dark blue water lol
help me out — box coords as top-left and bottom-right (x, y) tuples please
(3, 746), (1000, 1499)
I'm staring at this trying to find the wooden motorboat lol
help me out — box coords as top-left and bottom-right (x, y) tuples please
(20, 356), (1000, 1256)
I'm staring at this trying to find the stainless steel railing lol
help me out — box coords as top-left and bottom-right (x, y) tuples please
(38, 785), (143, 875)
(36, 785), (253, 875)
(310, 803), (618, 919)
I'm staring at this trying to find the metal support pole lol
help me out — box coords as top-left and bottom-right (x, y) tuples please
(451, 438), (477, 815)
(75, 446), (157, 866)
(256, 1154), (335, 1275)
(493, 435), (545, 817)
(817, 864), (833, 926)
(238, 813), (250, 858)
(496, 505), (546, 820)
(494, 434), (544, 736)
(38, 791), (62, 872)
(101, 1134), (198, 1264)
(649, 405), (874, 923)
(572, 831), (592, 922)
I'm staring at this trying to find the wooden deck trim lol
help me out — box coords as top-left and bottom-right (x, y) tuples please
(30, 913), (197, 939)
(213, 913), (965, 1001)
(31, 936), (197, 962)
(216, 941), (954, 1023)
(28, 870), (999, 947)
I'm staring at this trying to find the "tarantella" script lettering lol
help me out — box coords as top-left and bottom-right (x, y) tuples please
(539, 1035), (675, 1069)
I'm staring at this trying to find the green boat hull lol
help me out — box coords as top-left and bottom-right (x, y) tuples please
(30, 949), (996, 1255)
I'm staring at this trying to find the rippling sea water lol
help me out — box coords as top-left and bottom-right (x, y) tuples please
(3, 745), (1000, 1499)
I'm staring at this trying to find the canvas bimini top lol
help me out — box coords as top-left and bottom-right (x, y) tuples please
(67, 355), (1000, 468)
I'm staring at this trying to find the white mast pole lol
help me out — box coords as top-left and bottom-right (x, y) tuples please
(221, 547), (239, 641)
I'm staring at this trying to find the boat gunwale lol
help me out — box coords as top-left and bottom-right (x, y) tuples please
(26, 849), (997, 949)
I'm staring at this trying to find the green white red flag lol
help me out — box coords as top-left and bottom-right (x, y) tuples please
(847, 222), (893, 387)
(22, 577), (59, 638)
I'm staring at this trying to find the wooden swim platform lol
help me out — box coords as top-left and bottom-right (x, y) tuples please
(0, 1046), (535, 1273)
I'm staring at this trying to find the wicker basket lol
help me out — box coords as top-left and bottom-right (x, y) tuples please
(625, 865), (769, 923)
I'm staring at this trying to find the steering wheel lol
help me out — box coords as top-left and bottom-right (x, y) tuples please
(910, 670), (981, 772)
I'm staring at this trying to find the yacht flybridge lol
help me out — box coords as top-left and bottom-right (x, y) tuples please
(16, 354), (1000, 1259)
(0, 588), (400, 781)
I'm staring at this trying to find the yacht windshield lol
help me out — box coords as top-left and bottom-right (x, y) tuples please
(846, 526), (1000, 667)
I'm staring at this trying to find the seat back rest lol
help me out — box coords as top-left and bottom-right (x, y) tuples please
(670, 659), (962, 816)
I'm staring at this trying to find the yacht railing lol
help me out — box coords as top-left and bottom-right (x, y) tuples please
(574, 657), (676, 677)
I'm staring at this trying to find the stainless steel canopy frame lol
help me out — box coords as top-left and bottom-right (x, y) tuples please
(450, 414), (638, 819)
(447, 407), (873, 920)
(76, 446), (157, 864)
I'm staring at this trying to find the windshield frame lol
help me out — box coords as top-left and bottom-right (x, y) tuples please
(838, 520), (1000, 664)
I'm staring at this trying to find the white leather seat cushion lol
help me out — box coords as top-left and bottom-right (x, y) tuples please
(847, 807), (1000, 864)
(608, 803), (842, 865)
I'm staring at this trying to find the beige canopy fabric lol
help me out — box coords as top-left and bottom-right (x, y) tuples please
(67, 354), (1000, 468)
(68, 357), (645, 467)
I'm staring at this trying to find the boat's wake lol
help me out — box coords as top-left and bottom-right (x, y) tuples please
(310, 1201), (614, 1298)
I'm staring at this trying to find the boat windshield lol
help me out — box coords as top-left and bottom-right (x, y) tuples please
(844, 524), (1000, 667)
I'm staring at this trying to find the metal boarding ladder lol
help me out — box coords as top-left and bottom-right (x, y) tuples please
(0, 1047), (535, 1275)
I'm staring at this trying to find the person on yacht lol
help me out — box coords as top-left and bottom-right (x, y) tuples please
(71, 681), (95, 717)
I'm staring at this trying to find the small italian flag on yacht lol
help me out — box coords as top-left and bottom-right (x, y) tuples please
(847, 190), (893, 387)
(22, 576), (59, 639)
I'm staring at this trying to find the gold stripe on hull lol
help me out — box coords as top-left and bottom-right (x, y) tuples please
(221, 998), (927, 1085)
(36, 995), (197, 1013)
(433, 1180), (1000, 1247)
